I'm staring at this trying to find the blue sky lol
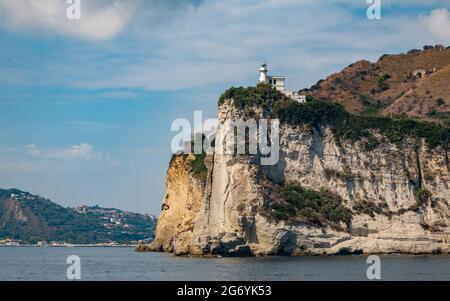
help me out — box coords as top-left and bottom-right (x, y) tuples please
(1, 0), (450, 214)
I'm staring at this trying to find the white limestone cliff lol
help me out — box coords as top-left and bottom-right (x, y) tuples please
(146, 100), (450, 256)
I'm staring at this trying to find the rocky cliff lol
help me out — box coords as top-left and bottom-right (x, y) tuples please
(147, 85), (450, 256)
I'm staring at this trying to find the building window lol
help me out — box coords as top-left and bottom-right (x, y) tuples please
(273, 79), (277, 84)
(269, 80), (272, 84)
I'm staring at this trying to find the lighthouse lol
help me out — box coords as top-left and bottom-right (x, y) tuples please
(258, 62), (306, 103)
(258, 62), (286, 91)
(259, 62), (268, 83)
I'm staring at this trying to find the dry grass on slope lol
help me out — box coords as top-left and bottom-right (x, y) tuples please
(303, 47), (450, 118)
(384, 64), (450, 121)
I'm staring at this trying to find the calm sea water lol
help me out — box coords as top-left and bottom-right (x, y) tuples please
(0, 247), (449, 281)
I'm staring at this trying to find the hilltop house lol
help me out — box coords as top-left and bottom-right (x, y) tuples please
(411, 67), (437, 80)
(258, 62), (306, 103)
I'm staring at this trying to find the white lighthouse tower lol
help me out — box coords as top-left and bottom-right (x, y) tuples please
(258, 62), (306, 103)
(259, 62), (268, 83)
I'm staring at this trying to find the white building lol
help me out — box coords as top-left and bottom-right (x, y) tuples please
(37, 241), (49, 247)
(258, 62), (306, 103)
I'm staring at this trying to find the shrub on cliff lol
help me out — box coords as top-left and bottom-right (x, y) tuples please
(269, 184), (352, 228)
(352, 200), (383, 218)
(364, 134), (379, 151)
(190, 153), (207, 178)
(180, 134), (210, 180)
(414, 188), (432, 205)
(270, 202), (295, 221)
(407, 188), (433, 212)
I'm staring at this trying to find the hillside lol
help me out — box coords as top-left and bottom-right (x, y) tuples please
(384, 65), (450, 124)
(301, 45), (450, 125)
(0, 188), (156, 244)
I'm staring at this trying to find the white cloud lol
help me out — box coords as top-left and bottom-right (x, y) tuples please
(0, 0), (134, 41)
(25, 143), (100, 161)
(0, 0), (205, 41)
(420, 8), (450, 42)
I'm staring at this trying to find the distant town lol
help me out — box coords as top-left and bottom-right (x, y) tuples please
(0, 238), (139, 247)
(73, 204), (156, 242)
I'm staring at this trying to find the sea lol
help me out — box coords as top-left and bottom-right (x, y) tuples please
(0, 247), (449, 281)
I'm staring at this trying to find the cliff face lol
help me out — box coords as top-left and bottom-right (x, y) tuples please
(148, 155), (207, 254)
(148, 101), (450, 256)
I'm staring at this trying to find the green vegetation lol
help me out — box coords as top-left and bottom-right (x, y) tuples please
(220, 84), (449, 149)
(309, 79), (324, 91)
(377, 74), (391, 82)
(183, 134), (210, 180)
(428, 110), (438, 117)
(269, 203), (292, 221)
(408, 188), (433, 212)
(437, 98), (445, 106)
(364, 134), (380, 151)
(219, 83), (289, 110)
(359, 101), (387, 117)
(352, 200), (384, 218)
(276, 100), (449, 149)
(190, 153), (207, 178)
(433, 111), (450, 127)
(270, 184), (352, 228)
(414, 188), (432, 205)
(376, 73), (391, 91)
(305, 95), (316, 102)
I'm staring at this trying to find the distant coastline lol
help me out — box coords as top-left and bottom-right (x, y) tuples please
(0, 244), (136, 248)
(1, 188), (156, 245)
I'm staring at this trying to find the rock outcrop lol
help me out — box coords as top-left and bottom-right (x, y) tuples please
(147, 97), (450, 256)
